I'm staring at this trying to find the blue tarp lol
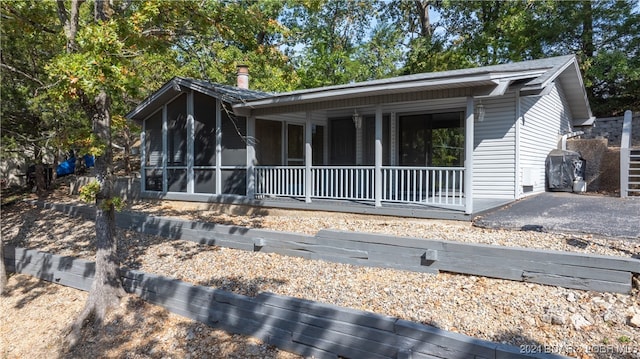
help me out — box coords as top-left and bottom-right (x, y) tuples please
(83, 154), (95, 168)
(56, 157), (76, 177)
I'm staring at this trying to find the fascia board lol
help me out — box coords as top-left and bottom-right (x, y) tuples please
(520, 57), (575, 92)
(125, 77), (182, 122)
(233, 75), (499, 110)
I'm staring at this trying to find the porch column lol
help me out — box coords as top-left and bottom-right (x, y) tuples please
(186, 91), (195, 194)
(375, 105), (383, 207)
(305, 112), (313, 203)
(465, 97), (475, 214)
(215, 99), (222, 195)
(140, 120), (146, 191)
(246, 115), (256, 199)
(162, 104), (168, 193)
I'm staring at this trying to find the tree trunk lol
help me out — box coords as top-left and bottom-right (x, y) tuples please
(0, 241), (7, 294)
(67, 90), (125, 346)
(581, 0), (594, 58)
(414, 0), (432, 38)
(34, 163), (47, 195)
(123, 124), (132, 175)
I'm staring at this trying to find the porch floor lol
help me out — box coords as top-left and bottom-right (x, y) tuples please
(255, 196), (513, 221)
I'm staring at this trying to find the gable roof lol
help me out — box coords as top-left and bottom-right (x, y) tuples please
(232, 55), (594, 125)
(126, 77), (270, 122)
(127, 55), (594, 126)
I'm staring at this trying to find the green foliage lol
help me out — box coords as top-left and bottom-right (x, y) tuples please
(78, 180), (101, 203)
(618, 335), (631, 343)
(79, 180), (125, 211)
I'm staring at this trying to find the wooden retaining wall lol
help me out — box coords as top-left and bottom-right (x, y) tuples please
(32, 201), (640, 293)
(3, 246), (568, 359)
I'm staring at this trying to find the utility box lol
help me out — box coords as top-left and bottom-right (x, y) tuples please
(546, 149), (586, 192)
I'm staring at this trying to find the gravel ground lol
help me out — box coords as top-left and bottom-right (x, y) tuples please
(2, 198), (640, 358)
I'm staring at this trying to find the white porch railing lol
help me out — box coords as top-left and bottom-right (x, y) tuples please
(312, 166), (375, 200)
(382, 167), (465, 207)
(255, 166), (305, 197)
(254, 165), (465, 209)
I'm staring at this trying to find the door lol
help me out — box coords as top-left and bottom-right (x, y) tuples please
(329, 117), (356, 165)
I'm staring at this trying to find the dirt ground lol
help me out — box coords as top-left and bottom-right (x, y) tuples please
(0, 273), (300, 359)
(1, 184), (301, 359)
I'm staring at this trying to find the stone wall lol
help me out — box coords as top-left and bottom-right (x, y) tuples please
(567, 139), (620, 194)
(577, 114), (640, 147)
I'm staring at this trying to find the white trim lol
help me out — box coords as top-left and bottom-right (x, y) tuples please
(515, 91), (522, 199)
(215, 99), (222, 194)
(464, 97), (474, 214)
(246, 115), (256, 199)
(305, 112), (313, 203)
(140, 120), (146, 191)
(374, 105), (383, 207)
(187, 91), (195, 194)
(621, 110), (633, 198)
(162, 104), (168, 193)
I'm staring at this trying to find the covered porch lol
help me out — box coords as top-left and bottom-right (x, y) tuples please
(243, 97), (479, 214)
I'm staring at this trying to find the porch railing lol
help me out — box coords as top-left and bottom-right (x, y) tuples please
(381, 167), (464, 206)
(312, 166), (375, 200)
(254, 165), (465, 208)
(255, 166), (305, 197)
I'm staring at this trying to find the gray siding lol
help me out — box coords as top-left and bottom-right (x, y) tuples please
(473, 93), (517, 199)
(519, 83), (573, 195)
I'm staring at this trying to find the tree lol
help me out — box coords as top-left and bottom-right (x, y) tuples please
(550, 0), (640, 116)
(49, 0), (125, 344)
(0, 1), (75, 194)
(283, 0), (391, 87)
(431, 0), (639, 116)
(8, 0), (300, 345)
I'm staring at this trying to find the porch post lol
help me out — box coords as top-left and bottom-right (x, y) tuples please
(186, 91), (194, 194)
(140, 120), (146, 191)
(305, 112), (312, 203)
(465, 97), (475, 214)
(215, 99), (222, 195)
(246, 115), (256, 199)
(162, 104), (168, 193)
(375, 105), (383, 207)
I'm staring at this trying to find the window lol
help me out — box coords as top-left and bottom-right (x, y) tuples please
(255, 119), (282, 165)
(194, 92), (216, 166)
(399, 112), (464, 167)
(167, 94), (187, 167)
(329, 117), (356, 165)
(287, 124), (304, 166)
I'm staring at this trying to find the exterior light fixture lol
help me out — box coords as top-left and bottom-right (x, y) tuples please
(352, 109), (362, 129)
(475, 102), (485, 122)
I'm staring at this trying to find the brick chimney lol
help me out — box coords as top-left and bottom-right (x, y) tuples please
(236, 64), (249, 89)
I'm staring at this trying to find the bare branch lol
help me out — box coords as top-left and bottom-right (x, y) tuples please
(0, 63), (45, 86)
(3, 4), (58, 34)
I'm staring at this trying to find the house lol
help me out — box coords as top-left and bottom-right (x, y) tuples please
(126, 55), (594, 219)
